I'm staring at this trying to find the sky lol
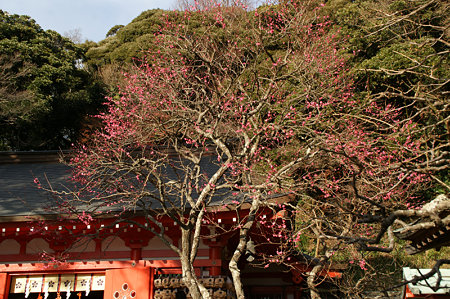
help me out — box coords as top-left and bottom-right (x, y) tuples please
(1, 0), (178, 42)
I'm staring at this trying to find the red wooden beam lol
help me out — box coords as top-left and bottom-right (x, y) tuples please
(0, 259), (221, 274)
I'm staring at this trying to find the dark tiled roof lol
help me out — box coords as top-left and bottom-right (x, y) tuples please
(0, 152), (231, 219)
(0, 151), (290, 220)
(0, 161), (71, 218)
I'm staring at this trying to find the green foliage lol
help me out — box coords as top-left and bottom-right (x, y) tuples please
(85, 9), (167, 67)
(338, 242), (450, 295)
(0, 10), (105, 150)
(324, 0), (449, 195)
(359, 38), (446, 90)
(325, 0), (448, 92)
(106, 24), (124, 37)
(84, 8), (250, 68)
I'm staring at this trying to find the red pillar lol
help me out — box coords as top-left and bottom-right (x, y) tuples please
(130, 247), (142, 261)
(0, 273), (10, 299)
(209, 245), (222, 276)
(95, 239), (102, 254)
(125, 237), (149, 262)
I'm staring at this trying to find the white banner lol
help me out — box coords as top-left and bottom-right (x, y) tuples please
(10, 274), (105, 293)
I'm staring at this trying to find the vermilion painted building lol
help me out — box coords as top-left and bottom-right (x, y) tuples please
(0, 152), (341, 299)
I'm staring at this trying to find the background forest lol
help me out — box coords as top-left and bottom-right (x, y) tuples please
(1, 0), (447, 153)
(0, 0), (448, 297)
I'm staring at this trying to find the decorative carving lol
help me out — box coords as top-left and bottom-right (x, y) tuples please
(112, 282), (136, 299)
(96, 278), (104, 287)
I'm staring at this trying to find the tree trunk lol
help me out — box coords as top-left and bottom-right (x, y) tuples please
(229, 236), (246, 299)
(180, 229), (211, 299)
(307, 264), (322, 299)
(228, 198), (260, 298)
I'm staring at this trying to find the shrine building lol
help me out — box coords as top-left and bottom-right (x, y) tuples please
(0, 151), (341, 299)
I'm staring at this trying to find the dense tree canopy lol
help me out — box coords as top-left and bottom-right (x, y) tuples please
(2, 1), (447, 297)
(84, 9), (167, 68)
(46, 2), (356, 297)
(324, 0), (449, 195)
(42, 0), (448, 298)
(0, 10), (105, 150)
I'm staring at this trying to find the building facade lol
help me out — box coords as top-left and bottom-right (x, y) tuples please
(0, 152), (340, 299)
